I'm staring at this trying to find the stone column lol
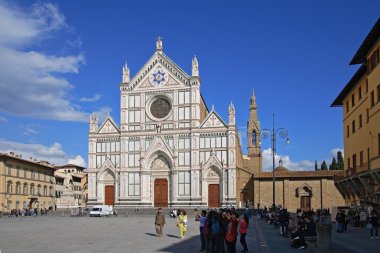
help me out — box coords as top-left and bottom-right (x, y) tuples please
(316, 222), (332, 253)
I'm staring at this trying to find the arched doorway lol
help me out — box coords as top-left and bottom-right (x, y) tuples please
(204, 166), (222, 208)
(102, 169), (115, 206)
(151, 155), (171, 208)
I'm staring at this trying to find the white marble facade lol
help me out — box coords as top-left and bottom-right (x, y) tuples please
(87, 38), (238, 208)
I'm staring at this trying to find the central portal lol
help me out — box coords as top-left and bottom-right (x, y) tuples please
(208, 184), (220, 208)
(154, 179), (168, 207)
(104, 185), (115, 206)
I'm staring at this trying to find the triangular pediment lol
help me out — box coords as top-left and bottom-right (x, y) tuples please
(98, 158), (116, 178)
(124, 52), (191, 91)
(200, 109), (227, 128)
(204, 152), (223, 169)
(98, 115), (120, 134)
(145, 136), (174, 159)
(143, 136), (174, 168)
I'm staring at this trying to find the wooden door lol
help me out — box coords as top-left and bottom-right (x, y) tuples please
(154, 179), (168, 207)
(104, 185), (115, 206)
(208, 184), (220, 208)
(300, 196), (311, 212)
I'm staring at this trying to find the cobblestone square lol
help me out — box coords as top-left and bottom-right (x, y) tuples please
(1, 214), (379, 253)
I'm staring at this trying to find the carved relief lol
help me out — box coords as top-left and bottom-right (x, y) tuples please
(152, 156), (170, 171)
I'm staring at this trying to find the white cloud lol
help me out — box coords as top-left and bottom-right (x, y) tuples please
(21, 125), (39, 136)
(0, 2), (96, 122)
(67, 155), (85, 167)
(0, 138), (85, 167)
(80, 94), (102, 102)
(0, 116), (7, 122)
(261, 148), (343, 171)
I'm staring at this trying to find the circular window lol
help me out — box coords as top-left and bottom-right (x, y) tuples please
(149, 96), (172, 120)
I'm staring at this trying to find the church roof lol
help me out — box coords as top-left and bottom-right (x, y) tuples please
(274, 166), (289, 172)
(256, 170), (341, 179)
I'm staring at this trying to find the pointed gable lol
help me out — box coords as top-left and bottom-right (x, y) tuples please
(98, 115), (120, 134)
(123, 52), (191, 92)
(145, 136), (174, 159)
(200, 107), (227, 128)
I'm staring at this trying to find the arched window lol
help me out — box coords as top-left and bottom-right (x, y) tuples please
(49, 186), (53, 196)
(43, 186), (47, 196)
(15, 182), (21, 194)
(30, 184), (35, 195)
(23, 183), (28, 195)
(7, 181), (13, 194)
(252, 130), (257, 145)
(37, 185), (41, 196)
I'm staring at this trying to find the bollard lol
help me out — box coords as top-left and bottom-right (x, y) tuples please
(316, 222), (332, 253)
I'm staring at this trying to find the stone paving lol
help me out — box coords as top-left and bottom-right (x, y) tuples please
(0, 215), (378, 253)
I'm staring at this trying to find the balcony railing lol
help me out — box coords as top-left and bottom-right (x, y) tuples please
(334, 162), (370, 180)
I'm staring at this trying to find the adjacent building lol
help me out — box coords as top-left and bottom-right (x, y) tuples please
(0, 152), (55, 212)
(238, 91), (345, 211)
(332, 18), (380, 206)
(87, 38), (240, 208)
(54, 164), (87, 209)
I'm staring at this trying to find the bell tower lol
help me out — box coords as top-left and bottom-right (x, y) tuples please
(247, 88), (261, 157)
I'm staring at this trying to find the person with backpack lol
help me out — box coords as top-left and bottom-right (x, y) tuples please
(203, 211), (212, 253)
(239, 214), (249, 253)
(199, 210), (208, 252)
(224, 212), (239, 253)
(209, 213), (222, 253)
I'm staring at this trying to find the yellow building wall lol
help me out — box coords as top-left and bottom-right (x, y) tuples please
(343, 40), (380, 172)
(0, 156), (55, 212)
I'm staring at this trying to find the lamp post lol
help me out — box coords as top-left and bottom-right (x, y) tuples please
(261, 113), (289, 208)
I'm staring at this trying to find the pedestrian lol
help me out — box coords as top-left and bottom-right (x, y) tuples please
(113, 209), (117, 217)
(177, 210), (188, 239)
(369, 211), (379, 239)
(224, 212), (239, 253)
(209, 213), (222, 253)
(239, 214), (249, 253)
(154, 207), (165, 237)
(199, 210), (208, 252)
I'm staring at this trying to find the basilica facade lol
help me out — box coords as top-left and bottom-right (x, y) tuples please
(87, 38), (239, 208)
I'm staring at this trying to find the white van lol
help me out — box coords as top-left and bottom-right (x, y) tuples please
(89, 205), (113, 217)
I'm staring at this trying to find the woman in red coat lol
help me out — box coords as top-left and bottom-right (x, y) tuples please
(239, 214), (249, 253)
(224, 212), (239, 253)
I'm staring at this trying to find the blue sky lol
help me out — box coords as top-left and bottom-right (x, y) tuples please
(0, 0), (378, 170)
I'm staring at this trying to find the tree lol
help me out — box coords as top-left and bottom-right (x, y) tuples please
(315, 160), (319, 171)
(329, 157), (338, 170)
(337, 151), (344, 170)
(321, 161), (328, 170)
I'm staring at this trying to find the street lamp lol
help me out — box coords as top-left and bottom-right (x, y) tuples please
(261, 113), (290, 208)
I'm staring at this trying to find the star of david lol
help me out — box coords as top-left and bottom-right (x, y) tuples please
(152, 70), (166, 85)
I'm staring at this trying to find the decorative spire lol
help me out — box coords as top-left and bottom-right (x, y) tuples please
(156, 36), (163, 51)
(122, 62), (130, 83)
(192, 55), (199, 77)
(228, 101), (236, 125)
(250, 88), (257, 110)
(89, 113), (99, 133)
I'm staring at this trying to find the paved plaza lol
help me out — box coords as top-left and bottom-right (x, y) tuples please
(0, 214), (379, 253)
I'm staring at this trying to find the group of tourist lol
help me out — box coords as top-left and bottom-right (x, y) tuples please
(337, 207), (379, 239)
(0, 207), (53, 218)
(155, 207), (251, 253)
(258, 206), (317, 249)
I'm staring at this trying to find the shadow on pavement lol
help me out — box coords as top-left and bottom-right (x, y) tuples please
(145, 233), (158, 237)
(166, 234), (181, 238)
(158, 235), (199, 252)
